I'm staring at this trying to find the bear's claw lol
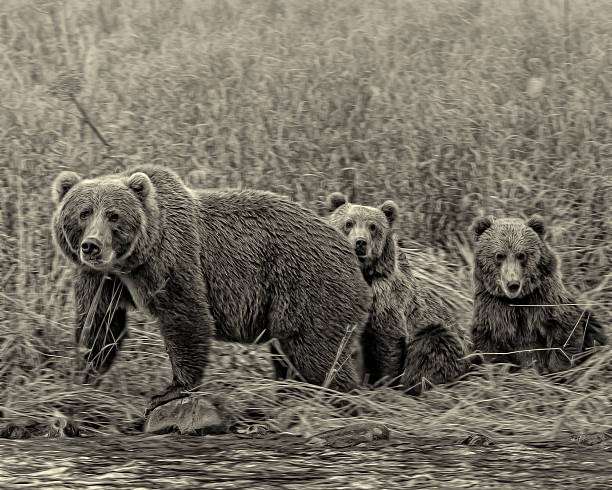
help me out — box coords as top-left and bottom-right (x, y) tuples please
(145, 386), (189, 417)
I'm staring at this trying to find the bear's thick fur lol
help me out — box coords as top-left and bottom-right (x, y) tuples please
(470, 215), (608, 373)
(52, 165), (371, 411)
(327, 193), (470, 393)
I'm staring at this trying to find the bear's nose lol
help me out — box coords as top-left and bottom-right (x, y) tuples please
(81, 238), (102, 258)
(355, 239), (367, 256)
(507, 281), (520, 294)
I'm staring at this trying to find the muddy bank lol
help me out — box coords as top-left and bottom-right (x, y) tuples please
(1, 433), (610, 489)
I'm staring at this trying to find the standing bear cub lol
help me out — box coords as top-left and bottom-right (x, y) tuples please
(52, 165), (371, 412)
(327, 193), (470, 394)
(471, 215), (608, 373)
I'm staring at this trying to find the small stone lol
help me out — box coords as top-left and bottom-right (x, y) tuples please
(143, 397), (226, 435)
(459, 433), (496, 446)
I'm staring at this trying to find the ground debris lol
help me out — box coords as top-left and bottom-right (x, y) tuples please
(570, 430), (612, 446)
(0, 414), (80, 440)
(307, 422), (390, 448)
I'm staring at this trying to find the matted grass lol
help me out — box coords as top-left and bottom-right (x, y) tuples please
(1, 0), (610, 441)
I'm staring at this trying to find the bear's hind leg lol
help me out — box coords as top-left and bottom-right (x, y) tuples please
(401, 323), (469, 395)
(275, 329), (360, 393)
(269, 341), (290, 380)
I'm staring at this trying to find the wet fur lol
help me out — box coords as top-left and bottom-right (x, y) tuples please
(52, 166), (372, 410)
(471, 215), (608, 373)
(327, 193), (470, 392)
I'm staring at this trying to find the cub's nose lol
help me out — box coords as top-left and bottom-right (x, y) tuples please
(81, 238), (102, 259)
(507, 281), (521, 294)
(355, 238), (367, 256)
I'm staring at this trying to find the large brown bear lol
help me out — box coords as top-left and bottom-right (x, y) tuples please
(326, 193), (470, 394)
(470, 215), (608, 373)
(52, 165), (371, 412)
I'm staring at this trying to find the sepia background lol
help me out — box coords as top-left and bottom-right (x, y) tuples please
(0, 0), (610, 468)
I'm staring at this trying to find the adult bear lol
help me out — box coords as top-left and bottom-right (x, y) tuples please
(52, 165), (371, 412)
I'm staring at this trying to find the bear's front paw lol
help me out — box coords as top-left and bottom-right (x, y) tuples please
(145, 385), (189, 416)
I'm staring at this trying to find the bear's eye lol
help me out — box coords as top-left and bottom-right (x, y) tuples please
(516, 252), (526, 262)
(344, 220), (353, 231)
(108, 212), (119, 223)
(369, 224), (377, 233)
(495, 253), (506, 262)
(79, 210), (91, 220)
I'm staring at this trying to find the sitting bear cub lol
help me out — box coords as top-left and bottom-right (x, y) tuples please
(327, 192), (470, 394)
(470, 215), (608, 373)
(52, 165), (371, 412)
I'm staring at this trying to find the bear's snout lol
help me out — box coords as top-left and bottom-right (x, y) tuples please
(354, 238), (368, 257)
(81, 237), (102, 259)
(507, 281), (521, 295)
(79, 235), (115, 268)
(500, 278), (523, 299)
(499, 256), (523, 298)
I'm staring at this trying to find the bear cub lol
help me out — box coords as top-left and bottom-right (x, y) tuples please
(52, 165), (371, 412)
(327, 193), (470, 394)
(470, 215), (608, 373)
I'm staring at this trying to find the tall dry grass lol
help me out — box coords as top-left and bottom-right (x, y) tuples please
(0, 0), (610, 439)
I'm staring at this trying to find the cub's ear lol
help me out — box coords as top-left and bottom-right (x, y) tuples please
(53, 171), (81, 203)
(126, 172), (152, 200)
(327, 192), (348, 212)
(526, 215), (546, 237)
(472, 215), (495, 239)
(380, 200), (399, 227)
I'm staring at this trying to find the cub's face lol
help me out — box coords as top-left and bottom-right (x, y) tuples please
(52, 171), (152, 273)
(472, 215), (548, 299)
(327, 192), (398, 267)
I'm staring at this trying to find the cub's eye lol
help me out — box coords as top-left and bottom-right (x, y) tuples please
(516, 252), (526, 262)
(108, 212), (119, 223)
(344, 220), (353, 231)
(79, 210), (90, 220)
(369, 224), (377, 233)
(495, 253), (506, 262)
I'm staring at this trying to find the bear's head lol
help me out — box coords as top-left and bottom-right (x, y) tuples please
(327, 192), (399, 281)
(471, 215), (558, 300)
(52, 170), (156, 273)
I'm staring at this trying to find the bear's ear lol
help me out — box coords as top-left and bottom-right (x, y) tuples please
(472, 215), (494, 239)
(379, 200), (399, 226)
(327, 192), (348, 212)
(126, 172), (152, 200)
(53, 171), (81, 203)
(526, 215), (546, 237)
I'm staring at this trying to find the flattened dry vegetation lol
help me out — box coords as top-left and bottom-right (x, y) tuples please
(1, 0), (610, 442)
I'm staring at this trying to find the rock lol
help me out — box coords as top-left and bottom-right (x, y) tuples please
(307, 422), (390, 448)
(459, 433), (496, 446)
(143, 397), (226, 435)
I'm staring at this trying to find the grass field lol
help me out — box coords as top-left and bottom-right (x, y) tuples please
(1, 0), (610, 441)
